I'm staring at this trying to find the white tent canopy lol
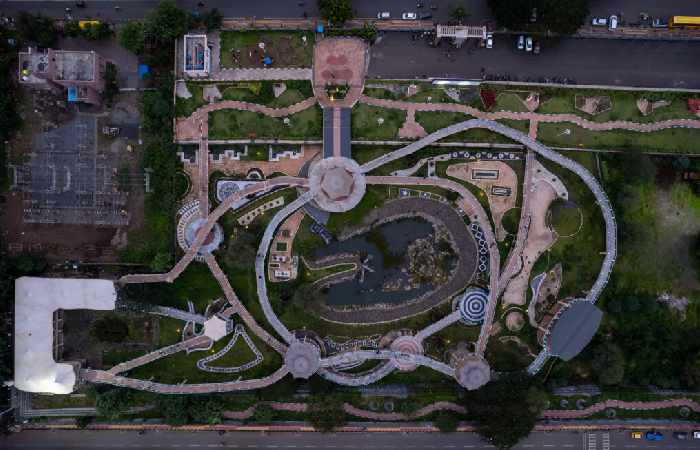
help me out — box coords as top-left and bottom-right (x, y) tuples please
(14, 277), (116, 394)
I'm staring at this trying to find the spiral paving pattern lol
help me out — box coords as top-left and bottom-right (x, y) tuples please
(458, 287), (488, 324)
(389, 335), (424, 372)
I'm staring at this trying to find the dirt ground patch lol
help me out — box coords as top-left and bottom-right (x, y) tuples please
(220, 30), (314, 69)
(445, 161), (518, 241)
(502, 160), (567, 307)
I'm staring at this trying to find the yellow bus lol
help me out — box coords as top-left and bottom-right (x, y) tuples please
(78, 20), (101, 30)
(669, 16), (700, 29)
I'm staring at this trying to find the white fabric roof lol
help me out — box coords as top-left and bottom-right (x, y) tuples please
(14, 277), (116, 394)
(203, 316), (227, 341)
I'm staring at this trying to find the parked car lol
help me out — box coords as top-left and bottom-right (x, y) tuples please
(485, 33), (493, 49)
(517, 35), (525, 50)
(525, 36), (533, 52)
(75, 0), (86, 7)
(402, 12), (417, 20)
(429, 4), (438, 10)
(416, 1), (424, 8)
(530, 7), (537, 23)
(652, 17), (668, 28)
(630, 431), (643, 439)
(609, 15), (619, 30)
(693, 431), (700, 439)
(644, 431), (664, 441)
(377, 11), (390, 19)
(419, 12), (432, 20)
(673, 432), (688, 440)
(591, 17), (608, 26)
(533, 40), (540, 54)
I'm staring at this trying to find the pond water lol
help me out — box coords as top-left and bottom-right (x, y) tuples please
(313, 217), (435, 306)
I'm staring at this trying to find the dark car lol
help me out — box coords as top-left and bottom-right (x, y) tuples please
(419, 12), (432, 20)
(75, 0), (86, 7)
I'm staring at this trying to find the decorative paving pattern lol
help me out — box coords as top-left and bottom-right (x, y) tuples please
(196, 324), (264, 373)
(284, 340), (321, 379)
(453, 355), (491, 391)
(389, 335), (424, 372)
(308, 157), (366, 212)
(469, 223), (490, 275)
(457, 288), (489, 324)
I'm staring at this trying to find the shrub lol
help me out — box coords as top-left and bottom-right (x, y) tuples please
(91, 314), (129, 343)
(434, 412), (459, 432)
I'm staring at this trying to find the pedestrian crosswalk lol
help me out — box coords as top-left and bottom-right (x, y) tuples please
(586, 432), (610, 450)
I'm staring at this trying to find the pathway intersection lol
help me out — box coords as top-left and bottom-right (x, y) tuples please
(86, 37), (632, 394)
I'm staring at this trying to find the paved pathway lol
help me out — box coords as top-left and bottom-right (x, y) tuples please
(107, 335), (212, 375)
(151, 306), (205, 324)
(80, 365), (290, 394)
(214, 67), (312, 81)
(368, 176), (500, 356)
(176, 97), (317, 141)
(255, 191), (316, 344)
(205, 254), (288, 355)
(119, 176), (308, 285)
(198, 135), (209, 216)
(542, 398), (700, 419)
(359, 95), (700, 134)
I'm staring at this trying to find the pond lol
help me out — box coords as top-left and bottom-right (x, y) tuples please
(313, 217), (435, 306)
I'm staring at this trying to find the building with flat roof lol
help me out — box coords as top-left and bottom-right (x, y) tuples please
(18, 47), (107, 105)
(182, 34), (210, 78)
(13, 277), (116, 394)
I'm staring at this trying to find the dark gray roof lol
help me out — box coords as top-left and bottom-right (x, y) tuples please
(547, 300), (602, 361)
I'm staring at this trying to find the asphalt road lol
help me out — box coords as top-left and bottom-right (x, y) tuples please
(3, 0), (700, 23)
(3, 429), (700, 450)
(368, 32), (700, 89)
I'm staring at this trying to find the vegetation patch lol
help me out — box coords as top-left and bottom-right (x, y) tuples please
(219, 30), (314, 68)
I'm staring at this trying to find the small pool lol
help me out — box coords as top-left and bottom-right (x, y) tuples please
(314, 217), (435, 306)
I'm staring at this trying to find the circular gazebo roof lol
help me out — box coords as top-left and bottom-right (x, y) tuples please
(284, 340), (321, 379)
(309, 157), (366, 212)
(454, 354), (491, 390)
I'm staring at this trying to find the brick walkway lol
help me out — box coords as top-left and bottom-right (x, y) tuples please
(214, 68), (312, 82)
(359, 95), (700, 134)
(542, 398), (700, 419)
(176, 98), (318, 141)
(107, 335), (212, 375)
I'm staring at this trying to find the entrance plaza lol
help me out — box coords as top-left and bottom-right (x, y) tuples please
(18, 36), (633, 396)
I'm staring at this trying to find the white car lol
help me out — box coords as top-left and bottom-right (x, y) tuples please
(591, 17), (608, 26)
(517, 35), (525, 50)
(485, 33), (493, 49)
(693, 431), (700, 439)
(402, 12), (417, 20)
(525, 36), (533, 52)
(609, 15), (618, 30)
(377, 11), (390, 19)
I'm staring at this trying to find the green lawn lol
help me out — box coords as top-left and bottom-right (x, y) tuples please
(538, 122), (700, 154)
(171, 263), (224, 313)
(127, 323), (283, 384)
(494, 92), (528, 113)
(415, 111), (470, 133)
(219, 30), (314, 68)
(352, 104), (406, 140)
(536, 89), (698, 123)
(406, 88), (456, 104)
(176, 81), (314, 118)
(532, 152), (605, 300)
(363, 87), (398, 100)
(209, 105), (321, 140)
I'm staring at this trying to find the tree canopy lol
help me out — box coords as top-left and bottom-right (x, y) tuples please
(145, 1), (191, 45)
(591, 342), (625, 386)
(487, 0), (589, 34)
(463, 374), (546, 449)
(318, 0), (354, 25)
(118, 21), (146, 55)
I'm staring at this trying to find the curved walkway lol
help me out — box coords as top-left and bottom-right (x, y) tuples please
(368, 176), (500, 356)
(80, 365), (290, 394)
(255, 191), (316, 344)
(176, 98), (318, 141)
(360, 95), (700, 134)
(363, 119), (617, 311)
(318, 361), (396, 386)
(119, 176), (308, 285)
(542, 398), (700, 420)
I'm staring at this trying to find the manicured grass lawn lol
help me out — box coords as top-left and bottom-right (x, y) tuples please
(219, 30), (314, 68)
(406, 88), (456, 103)
(176, 81), (314, 118)
(352, 104), (406, 140)
(416, 111), (470, 133)
(171, 263), (225, 313)
(536, 89), (698, 123)
(494, 92), (528, 113)
(209, 105), (321, 140)
(538, 122), (700, 154)
(485, 338), (532, 372)
(128, 324), (283, 384)
(350, 145), (401, 165)
(363, 87), (398, 100)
